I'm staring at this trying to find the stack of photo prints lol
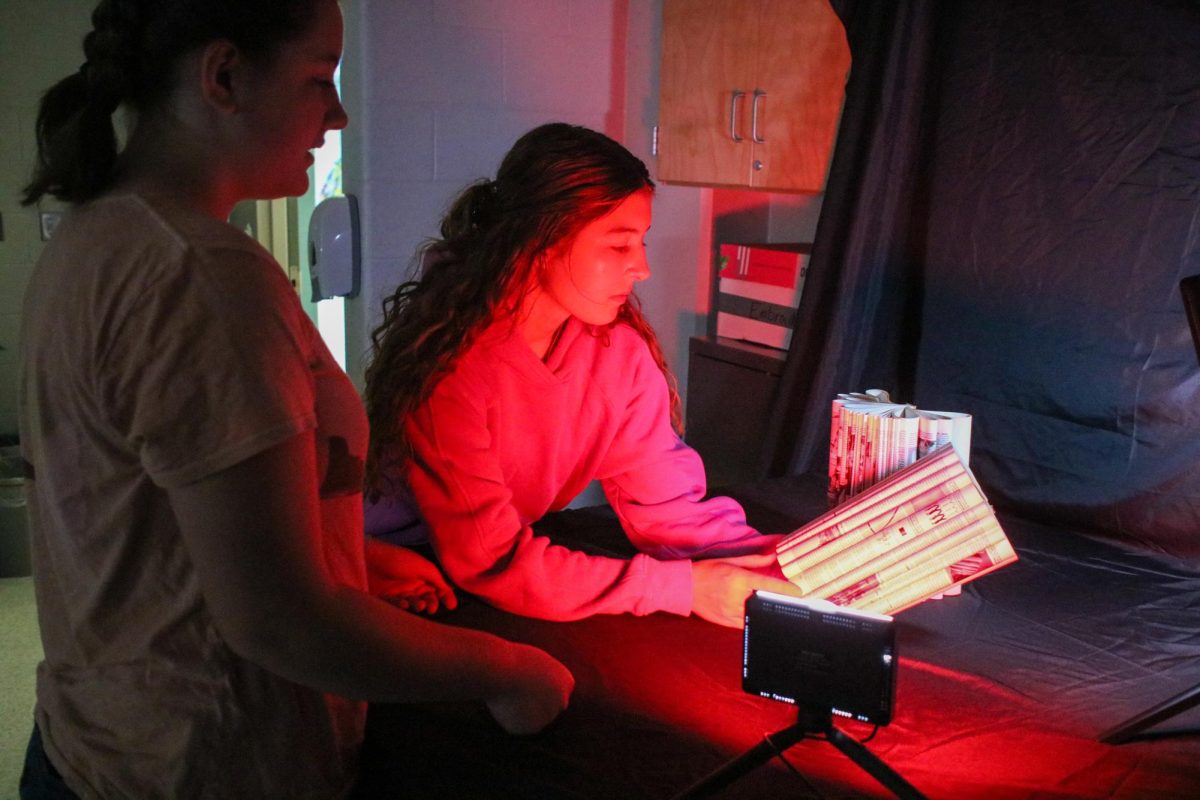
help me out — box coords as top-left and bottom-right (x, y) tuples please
(775, 391), (1016, 614)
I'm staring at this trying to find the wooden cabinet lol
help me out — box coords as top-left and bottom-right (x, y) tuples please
(658, 0), (850, 192)
(685, 336), (786, 489)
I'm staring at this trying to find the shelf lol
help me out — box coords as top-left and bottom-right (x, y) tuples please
(685, 336), (788, 489)
(688, 336), (788, 375)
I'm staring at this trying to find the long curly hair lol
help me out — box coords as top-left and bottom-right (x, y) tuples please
(363, 123), (682, 497)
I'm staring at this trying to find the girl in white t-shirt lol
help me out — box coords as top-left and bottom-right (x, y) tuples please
(18, 2), (571, 797)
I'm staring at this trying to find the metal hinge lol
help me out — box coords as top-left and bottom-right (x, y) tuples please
(652, 125), (659, 157)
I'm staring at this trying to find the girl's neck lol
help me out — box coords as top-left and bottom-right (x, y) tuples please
(112, 119), (240, 220)
(517, 287), (571, 361)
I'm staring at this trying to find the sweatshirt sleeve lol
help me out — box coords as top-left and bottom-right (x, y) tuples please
(597, 332), (775, 559)
(405, 373), (693, 621)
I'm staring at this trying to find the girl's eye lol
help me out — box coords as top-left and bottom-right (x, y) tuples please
(612, 246), (630, 253)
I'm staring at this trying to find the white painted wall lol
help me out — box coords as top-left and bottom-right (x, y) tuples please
(0, 1), (93, 438)
(2, 0), (821, 452)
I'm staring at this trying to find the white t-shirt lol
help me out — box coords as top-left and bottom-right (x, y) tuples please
(18, 193), (368, 799)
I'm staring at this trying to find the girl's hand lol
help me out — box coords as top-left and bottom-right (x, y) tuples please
(753, 533), (786, 556)
(365, 538), (458, 615)
(485, 644), (575, 735)
(690, 554), (803, 628)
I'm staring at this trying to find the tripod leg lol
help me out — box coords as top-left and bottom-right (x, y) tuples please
(671, 723), (808, 800)
(1098, 683), (1200, 745)
(825, 726), (927, 800)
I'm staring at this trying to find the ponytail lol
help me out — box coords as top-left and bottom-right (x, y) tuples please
(23, 0), (321, 206)
(23, 0), (140, 205)
(22, 67), (122, 205)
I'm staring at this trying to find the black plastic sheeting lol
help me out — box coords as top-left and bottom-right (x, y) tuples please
(910, 1), (1200, 561)
(354, 489), (1200, 798)
(731, 475), (1200, 742)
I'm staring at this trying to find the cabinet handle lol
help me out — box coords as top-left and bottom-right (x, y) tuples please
(751, 89), (767, 144)
(729, 90), (745, 143)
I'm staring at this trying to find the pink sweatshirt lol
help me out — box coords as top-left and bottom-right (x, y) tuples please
(405, 317), (771, 620)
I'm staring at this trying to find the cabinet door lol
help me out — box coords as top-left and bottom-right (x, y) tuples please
(658, 0), (759, 187)
(685, 336), (785, 488)
(658, 0), (850, 193)
(749, 0), (850, 191)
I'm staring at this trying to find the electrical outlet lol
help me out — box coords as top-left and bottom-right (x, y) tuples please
(40, 211), (63, 241)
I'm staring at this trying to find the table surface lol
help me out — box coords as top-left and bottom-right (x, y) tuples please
(353, 478), (1200, 799)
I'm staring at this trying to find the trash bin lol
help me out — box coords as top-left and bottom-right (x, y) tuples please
(0, 444), (31, 578)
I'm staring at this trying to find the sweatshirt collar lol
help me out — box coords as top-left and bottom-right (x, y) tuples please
(478, 317), (594, 383)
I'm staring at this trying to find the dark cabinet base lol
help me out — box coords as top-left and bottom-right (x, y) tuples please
(684, 336), (786, 490)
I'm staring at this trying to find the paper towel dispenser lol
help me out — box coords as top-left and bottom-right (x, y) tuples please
(308, 194), (360, 301)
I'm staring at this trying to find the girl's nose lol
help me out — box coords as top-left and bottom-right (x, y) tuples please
(327, 98), (349, 131)
(631, 251), (651, 282)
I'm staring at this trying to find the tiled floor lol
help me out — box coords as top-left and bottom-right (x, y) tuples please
(0, 577), (39, 799)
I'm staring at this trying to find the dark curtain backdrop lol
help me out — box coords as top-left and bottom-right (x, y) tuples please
(760, 0), (1200, 562)
(758, 0), (940, 475)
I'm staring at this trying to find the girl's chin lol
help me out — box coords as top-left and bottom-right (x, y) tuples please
(578, 309), (621, 327)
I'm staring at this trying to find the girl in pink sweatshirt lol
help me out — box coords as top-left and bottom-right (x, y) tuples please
(364, 123), (800, 627)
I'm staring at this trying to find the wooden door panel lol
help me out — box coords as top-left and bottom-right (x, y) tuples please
(751, 0), (850, 191)
(659, 0), (758, 187)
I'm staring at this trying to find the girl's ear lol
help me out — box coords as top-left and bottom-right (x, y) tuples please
(197, 39), (242, 114)
(509, 252), (547, 316)
(533, 251), (558, 289)
(536, 242), (568, 278)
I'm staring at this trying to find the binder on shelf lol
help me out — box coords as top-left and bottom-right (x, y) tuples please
(715, 242), (810, 350)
